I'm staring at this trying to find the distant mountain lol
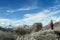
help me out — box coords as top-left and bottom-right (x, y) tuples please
(0, 26), (14, 33)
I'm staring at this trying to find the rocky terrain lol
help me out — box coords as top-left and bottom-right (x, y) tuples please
(0, 27), (18, 40)
(16, 22), (60, 40)
(0, 22), (60, 40)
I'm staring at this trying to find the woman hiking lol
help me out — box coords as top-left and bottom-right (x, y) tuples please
(50, 20), (54, 30)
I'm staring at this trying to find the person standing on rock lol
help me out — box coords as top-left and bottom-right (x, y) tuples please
(50, 20), (54, 30)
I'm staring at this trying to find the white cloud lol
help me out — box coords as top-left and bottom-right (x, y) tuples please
(54, 0), (60, 4)
(21, 4), (60, 25)
(0, 19), (15, 27)
(1, 4), (60, 27)
(6, 10), (14, 13)
(25, 10), (50, 18)
(6, 6), (37, 13)
(0, 9), (60, 27)
(1, 0), (60, 27)
(17, 7), (37, 11)
(14, 8), (60, 26)
(6, 0), (38, 13)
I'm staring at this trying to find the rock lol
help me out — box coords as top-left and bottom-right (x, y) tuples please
(30, 23), (43, 33)
(0, 30), (17, 40)
(16, 29), (58, 40)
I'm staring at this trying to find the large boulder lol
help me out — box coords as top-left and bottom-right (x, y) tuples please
(30, 23), (43, 32)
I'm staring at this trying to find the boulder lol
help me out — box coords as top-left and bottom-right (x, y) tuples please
(30, 23), (43, 32)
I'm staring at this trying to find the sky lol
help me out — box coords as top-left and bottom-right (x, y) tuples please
(0, 0), (60, 27)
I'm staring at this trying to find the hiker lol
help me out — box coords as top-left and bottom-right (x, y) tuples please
(50, 20), (54, 30)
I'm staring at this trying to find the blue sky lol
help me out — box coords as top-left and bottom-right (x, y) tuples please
(0, 0), (60, 27)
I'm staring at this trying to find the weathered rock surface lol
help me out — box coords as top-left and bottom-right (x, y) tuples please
(16, 24), (60, 40)
(0, 30), (18, 40)
(16, 29), (58, 40)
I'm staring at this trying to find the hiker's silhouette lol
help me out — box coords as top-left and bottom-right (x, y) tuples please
(50, 20), (54, 30)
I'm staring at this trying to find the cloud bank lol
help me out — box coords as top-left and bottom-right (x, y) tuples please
(0, 4), (60, 27)
(0, 0), (60, 27)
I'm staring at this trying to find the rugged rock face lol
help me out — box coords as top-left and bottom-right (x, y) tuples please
(16, 28), (60, 40)
(0, 22), (60, 40)
(16, 29), (58, 40)
(30, 23), (43, 33)
(0, 30), (18, 40)
(16, 22), (60, 40)
(14, 27), (30, 35)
